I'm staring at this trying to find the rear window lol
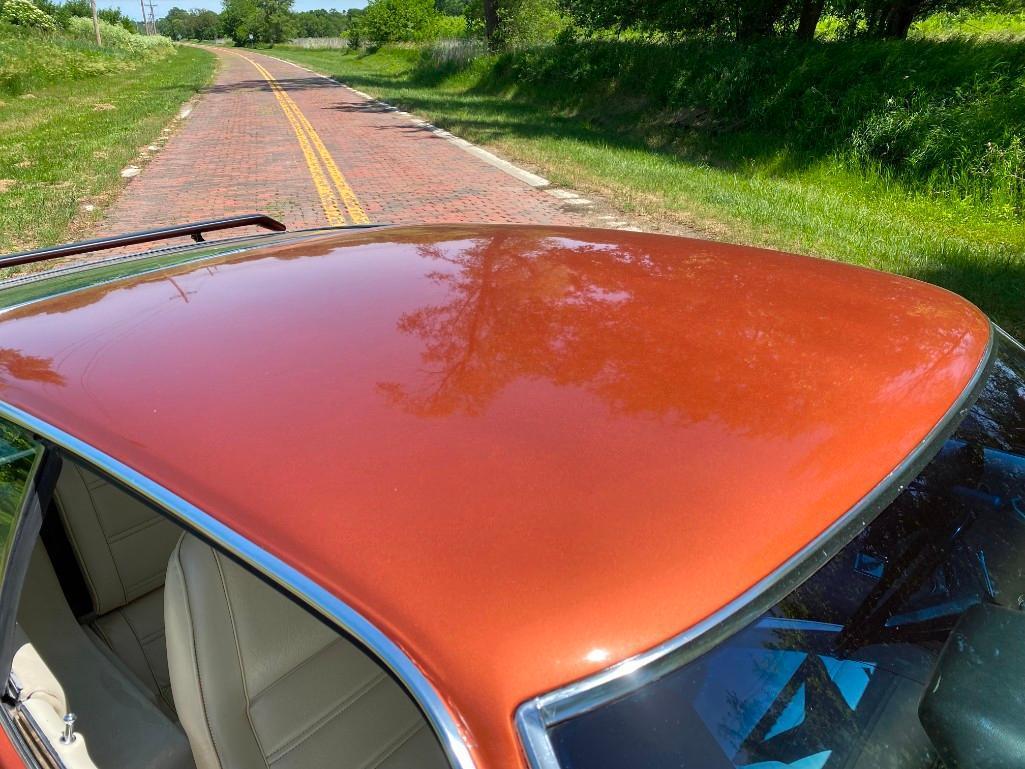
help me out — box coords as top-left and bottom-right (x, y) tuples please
(548, 332), (1025, 769)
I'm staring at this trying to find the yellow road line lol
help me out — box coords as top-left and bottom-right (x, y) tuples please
(235, 52), (369, 225)
(230, 51), (345, 226)
(283, 94), (371, 225)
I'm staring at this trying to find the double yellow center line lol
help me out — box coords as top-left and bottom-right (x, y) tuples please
(233, 52), (369, 226)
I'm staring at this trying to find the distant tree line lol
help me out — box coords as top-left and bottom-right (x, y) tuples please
(152, 0), (1023, 49)
(293, 8), (351, 36)
(157, 7), (220, 39)
(162, 0), (362, 43)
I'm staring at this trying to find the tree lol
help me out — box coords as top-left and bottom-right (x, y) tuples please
(293, 8), (347, 36)
(482, 0), (498, 41)
(796, 0), (825, 39)
(465, 0), (563, 46)
(191, 9), (220, 38)
(831, 0), (989, 39)
(157, 6), (187, 37)
(158, 7), (221, 39)
(349, 0), (440, 44)
(557, 0), (991, 40)
(221, 0), (294, 44)
(96, 5), (136, 30)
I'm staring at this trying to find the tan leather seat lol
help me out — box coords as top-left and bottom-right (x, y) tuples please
(54, 458), (182, 714)
(16, 543), (194, 769)
(165, 534), (449, 769)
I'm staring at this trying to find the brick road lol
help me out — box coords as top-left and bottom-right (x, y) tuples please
(100, 47), (584, 237)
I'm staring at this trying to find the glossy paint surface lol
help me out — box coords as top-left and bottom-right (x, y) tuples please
(0, 722), (24, 769)
(0, 226), (990, 769)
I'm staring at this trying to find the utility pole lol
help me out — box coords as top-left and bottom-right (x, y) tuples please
(89, 0), (102, 45)
(139, 0), (148, 33)
(145, 0), (158, 35)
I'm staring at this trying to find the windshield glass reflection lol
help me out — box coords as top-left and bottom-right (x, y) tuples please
(550, 335), (1025, 769)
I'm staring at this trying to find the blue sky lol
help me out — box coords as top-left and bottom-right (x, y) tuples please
(109, 0), (365, 20)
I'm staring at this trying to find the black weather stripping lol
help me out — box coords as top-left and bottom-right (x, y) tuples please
(0, 214), (288, 270)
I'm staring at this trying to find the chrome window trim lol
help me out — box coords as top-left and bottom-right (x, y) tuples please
(0, 401), (477, 769)
(516, 321), (1001, 769)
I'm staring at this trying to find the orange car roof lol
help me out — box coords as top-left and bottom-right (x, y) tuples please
(0, 225), (990, 769)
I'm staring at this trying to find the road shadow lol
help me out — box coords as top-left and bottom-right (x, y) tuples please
(202, 76), (340, 95)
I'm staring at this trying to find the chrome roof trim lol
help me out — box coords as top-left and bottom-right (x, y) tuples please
(0, 401), (477, 769)
(517, 321), (1000, 769)
(0, 244), (261, 319)
(0, 226), (376, 318)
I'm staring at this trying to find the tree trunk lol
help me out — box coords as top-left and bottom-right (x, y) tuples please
(736, 0), (789, 40)
(880, 0), (920, 38)
(482, 0), (500, 47)
(796, 0), (824, 40)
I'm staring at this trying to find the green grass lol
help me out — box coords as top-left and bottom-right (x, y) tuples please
(0, 31), (215, 253)
(911, 9), (1025, 40)
(269, 39), (1025, 337)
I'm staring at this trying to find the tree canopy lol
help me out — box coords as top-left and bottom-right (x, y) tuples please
(556, 0), (997, 40)
(292, 8), (349, 37)
(348, 0), (442, 45)
(156, 7), (220, 39)
(220, 0), (295, 44)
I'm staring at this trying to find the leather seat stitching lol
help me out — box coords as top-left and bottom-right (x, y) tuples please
(105, 515), (168, 543)
(138, 626), (166, 646)
(250, 637), (344, 702)
(177, 542), (228, 769)
(121, 573), (165, 600)
(119, 603), (164, 695)
(212, 550), (272, 768)
(263, 671), (389, 762)
(361, 721), (426, 769)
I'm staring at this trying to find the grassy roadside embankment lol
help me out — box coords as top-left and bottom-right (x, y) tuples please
(272, 29), (1025, 337)
(0, 26), (216, 254)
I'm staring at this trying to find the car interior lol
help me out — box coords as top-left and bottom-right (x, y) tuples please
(5, 454), (449, 769)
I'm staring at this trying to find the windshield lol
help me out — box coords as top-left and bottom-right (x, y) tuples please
(547, 332), (1025, 769)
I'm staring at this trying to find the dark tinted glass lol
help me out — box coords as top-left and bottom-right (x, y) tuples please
(550, 334), (1025, 769)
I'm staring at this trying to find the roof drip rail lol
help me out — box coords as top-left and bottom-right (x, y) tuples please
(0, 214), (288, 270)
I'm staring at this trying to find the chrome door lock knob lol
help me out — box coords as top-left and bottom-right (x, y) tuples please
(60, 712), (76, 745)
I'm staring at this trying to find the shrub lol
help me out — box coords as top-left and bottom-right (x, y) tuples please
(350, 0), (441, 45)
(0, 0), (58, 31)
(497, 0), (567, 46)
(433, 13), (467, 38)
(67, 16), (174, 53)
(0, 24), (123, 95)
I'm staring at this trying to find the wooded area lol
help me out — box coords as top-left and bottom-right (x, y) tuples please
(154, 0), (1025, 50)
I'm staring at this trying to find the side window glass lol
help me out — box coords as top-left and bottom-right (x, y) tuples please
(0, 421), (41, 577)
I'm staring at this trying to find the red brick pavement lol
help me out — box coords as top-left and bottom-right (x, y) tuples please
(100, 46), (583, 238)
